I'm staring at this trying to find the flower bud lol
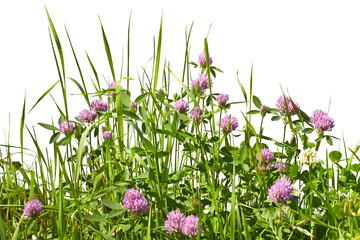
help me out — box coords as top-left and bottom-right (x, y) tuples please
(130, 101), (137, 113)
(260, 104), (267, 117)
(156, 88), (165, 99)
(173, 93), (180, 102)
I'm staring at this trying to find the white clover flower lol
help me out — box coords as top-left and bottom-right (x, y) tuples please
(299, 149), (319, 165)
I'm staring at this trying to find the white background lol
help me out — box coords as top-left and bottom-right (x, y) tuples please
(1, 1), (360, 163)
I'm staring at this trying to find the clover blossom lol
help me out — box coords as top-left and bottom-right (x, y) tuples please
(198, 52), (213, 68)
(91, 100), (108, 112)
(216, 93), (229, 108)
(23, 199), (42, 219)
(181, 215), (203, 237)
(165, 210), (185, 234)
(256, 148), (274, 164)
(122, 188), (149, 216)
(268, 176), (294, 203)
(218, 115), (239, 133)
(299, 149), (319, 165)
(270, 162), (286, 173)
(129, 101), (137, 113)
(190, 73), (213, 95)
(102, 131), (112, 140)
(108, 81), (123, 98)
(310, 109), (335, 132)
(59, 120), (75, 135)
(174, 99), (189, 114)
(190, 106), (202, 123)
(276, 96), (300, 115)
(78, 109), (97, 123)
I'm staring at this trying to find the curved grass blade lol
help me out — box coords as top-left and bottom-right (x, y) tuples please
(99, 17), (116, 82)
(153, 13), (163, 95)
(20, 93), (26, 163)
(29, 80), (60, 113)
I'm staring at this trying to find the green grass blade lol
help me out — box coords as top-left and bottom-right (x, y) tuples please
(29, 80), (60, 113)
(20, 93), (26, 164)
(153, 13), (163, 95)
(99, 17), (116, 82)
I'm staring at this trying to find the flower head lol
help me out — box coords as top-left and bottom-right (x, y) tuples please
(299, 149), (319, 165)
(23, 199), (42, 219)
(102, 131), (112, 140)
(59, 120), (75, 135)
(190, 73), (213, 95)
(91, 100), (108, 112)
(216, 93), (229, 108)
(268, 176), (294, 203)
(165, 210), (185, 234)
(129, 101), (137, 113)
(310, 109), (334, 132)
(218, 115), (239, 133)
(270, 162), (286, 173)
(108, 82), (123, 98)
(174, 99), (189, 114)
(198, 52), (213, 68)
(122, 188), (149, 216)
(78, 109), (97, 123)
(276, 96), (300, 115)
(190, 106), (202, 123)
(256, 148), (274, 164)
(181, 215), (203, 237)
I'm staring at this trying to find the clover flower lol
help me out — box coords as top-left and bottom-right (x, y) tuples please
(102, 131), (112, 140)
(108, 82), (123, 98)
(310, 109), (335, 132)
(122, 188), (149, 216)
(190, 106), (202, 123)
(78, 109), (97, 123)
(276, 96), (300, 115)
(256, 148), (274, 164)
(59, 120), (75, 135)
(23, 199), (42, 219)
(129, 101), (137, 113)
(198, 52), (213, 68)
(174, 99), (189, 114)
(190, 73), (213, 95)
(299, 149), (319, 165)
(268, 176), (294, 203)
(218, 115), (239, 133)
(91, 100), (108, 112)
(165, 210), (185, 234)
(270, 162), (286, 173)
(181, 215), (203, 237)
(216, 93), (229, 108)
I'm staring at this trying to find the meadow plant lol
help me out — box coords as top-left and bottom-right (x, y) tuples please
(1, 10), (360, 240)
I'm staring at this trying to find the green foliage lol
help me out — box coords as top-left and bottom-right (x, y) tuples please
(1, 9), (360, 240)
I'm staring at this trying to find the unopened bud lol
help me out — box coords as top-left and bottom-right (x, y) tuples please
(156, 88), (165, 99)
(129, 101), (137, 113)
(260, 104), (267, 117)
(344, 202), (350, 214)
(357, 207), (360, 216)
(173, 93), (180, 101)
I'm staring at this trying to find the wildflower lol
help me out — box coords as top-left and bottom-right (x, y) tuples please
(198, 52), (213, 69)
(268, 176), (294, 203)
(256, 148), (274, 164)
(78, 109), (97, 123)
(23, 199), (42, 219)
(165, 210), (185, 234)
(190, 73), (213, 95)
(59, 120), (75, 135)
(270, 162), (286, 173)
(91, 100), (108, 112)
(174, 99), (189, 114)
(218, 115), (239, 133)
(216, 93), (229, 108)
(310, 109), (334, 132)
(276, 96), (300, 115)
(190, 106), (202, 123)
(102, 131), (112, 140)
(108, 82), (123, 98)
(122, 188), (149, 216)
(299, 149), (319, 165)
(181, 215), (203, 237)
(129, 101), (137, 113)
